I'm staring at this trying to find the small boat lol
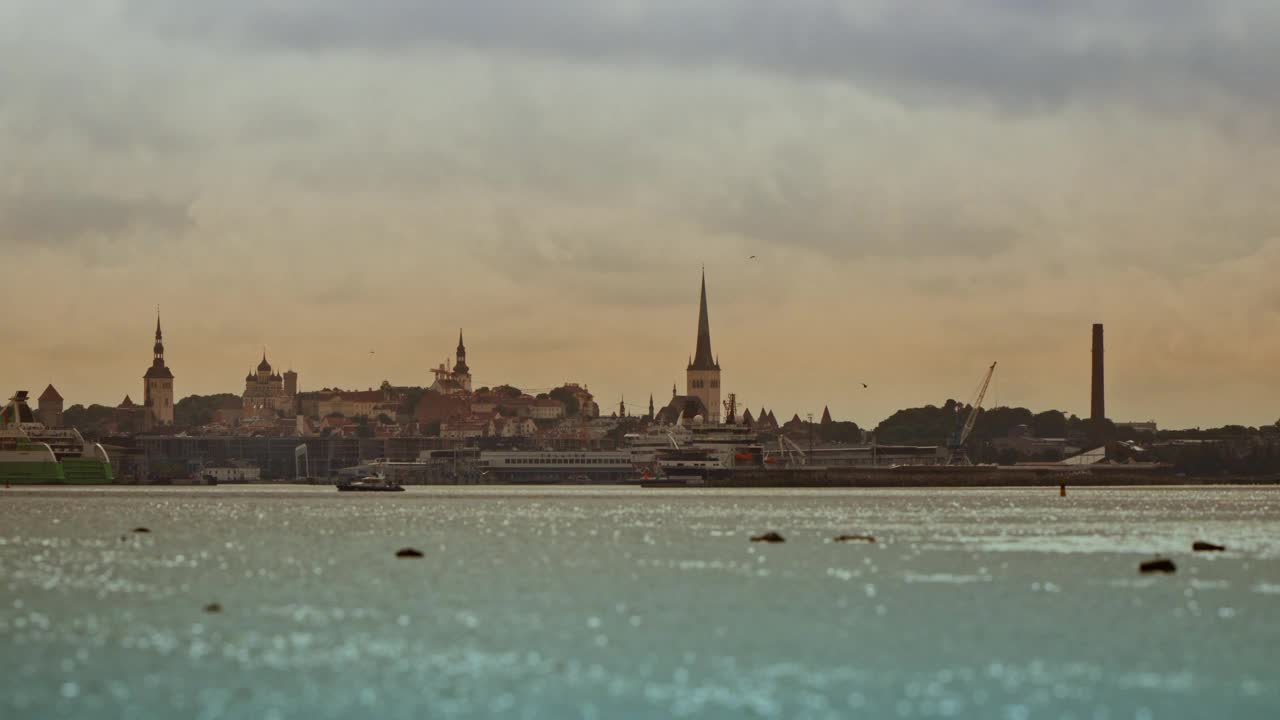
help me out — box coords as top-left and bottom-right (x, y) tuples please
(336, 476), (404, 492)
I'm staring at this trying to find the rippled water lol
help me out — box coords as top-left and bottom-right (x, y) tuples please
(1, 486), (1277, 719)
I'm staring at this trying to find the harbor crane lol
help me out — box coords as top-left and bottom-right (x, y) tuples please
(946, 361), (998, 465)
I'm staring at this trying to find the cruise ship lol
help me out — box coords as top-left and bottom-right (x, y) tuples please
(1, 391), (114, 484)
(625, 421), (764, 481)
(479, 450), (636, 484)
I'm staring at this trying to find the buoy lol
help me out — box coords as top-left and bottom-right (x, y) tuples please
(1192, 541), (1225, 552)
(395, 547), (424, 558)
(1139, 558), (1176, 574)
(750, 532), (785, 543)
(132, 527), (151, 533)
(1059, 484), (1066, 497)
(833, 534), (876, 543)
(203, 603), (223, 613)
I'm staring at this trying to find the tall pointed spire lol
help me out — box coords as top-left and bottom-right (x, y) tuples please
(453, 328), (469, 375)
(689, 269), (718, 370)
(152, 308), (165, 363)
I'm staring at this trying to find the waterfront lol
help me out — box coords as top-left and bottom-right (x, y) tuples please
(2, 486), (1278, 718)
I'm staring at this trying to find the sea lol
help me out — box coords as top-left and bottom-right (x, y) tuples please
(1, 486), (1277, 719)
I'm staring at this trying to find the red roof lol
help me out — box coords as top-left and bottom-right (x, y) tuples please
(39, 384), (62, 402)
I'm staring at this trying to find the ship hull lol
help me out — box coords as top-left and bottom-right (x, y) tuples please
(0, 458), (114, 484)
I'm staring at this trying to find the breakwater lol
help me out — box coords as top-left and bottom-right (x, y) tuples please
(707, 467), (1280, 488)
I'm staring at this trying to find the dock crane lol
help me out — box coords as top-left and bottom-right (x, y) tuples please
(946, 362), (998, 465)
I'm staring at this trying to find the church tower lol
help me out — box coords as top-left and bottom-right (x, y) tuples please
(686, 270), (721, 423)
(452, 329), (473, 392)
(143, 313), (175, 429)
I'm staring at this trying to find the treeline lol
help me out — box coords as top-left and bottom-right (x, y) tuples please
(872, 400), (1091, 445)
(175, 394), (240, 428)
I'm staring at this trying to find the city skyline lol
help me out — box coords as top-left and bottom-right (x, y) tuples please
(7, 279), (1276, 431)
(5, 2), (1280, 428)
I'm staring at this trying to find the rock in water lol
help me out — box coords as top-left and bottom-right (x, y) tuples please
(750, 532), (785, 543)
(203, 603), (222, 613)
(1192, 541), (1225, 552)
(833, 534), (876, 543)
(131, 527), (151, 533)
(1139, 558), (1177, 574)
(396, 547), (424, 558)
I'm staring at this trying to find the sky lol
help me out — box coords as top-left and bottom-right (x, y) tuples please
(3, 1), (1280, 430)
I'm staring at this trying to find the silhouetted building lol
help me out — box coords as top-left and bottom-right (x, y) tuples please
(685, 270), (721, 423)
(431, 329), (473, 394)
(243, 352), (296, 418)
(143, 314), (174, 430)
(37, 384), (63, 428)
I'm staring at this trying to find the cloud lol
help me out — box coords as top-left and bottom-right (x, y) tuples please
(0, 188), (193, 247)
(126, 1), (1280, 113)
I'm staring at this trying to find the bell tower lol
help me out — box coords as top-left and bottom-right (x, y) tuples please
(685, 270), (721, 423)
(143, 311), (175, 429)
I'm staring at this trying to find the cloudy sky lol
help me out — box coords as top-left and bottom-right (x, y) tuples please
(3, 1), (1279, 428)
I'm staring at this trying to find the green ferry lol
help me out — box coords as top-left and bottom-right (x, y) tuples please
(1, 391), (114, 484)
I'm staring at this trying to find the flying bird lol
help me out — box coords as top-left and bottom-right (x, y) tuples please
(748, 255), (757, 259)
(861, 383), (868, 389)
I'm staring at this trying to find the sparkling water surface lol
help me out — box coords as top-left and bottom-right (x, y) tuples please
(1, 486), (1277, 719)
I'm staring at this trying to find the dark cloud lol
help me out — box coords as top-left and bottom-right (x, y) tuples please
(690, 145), (1020, 259)
(1, 189), (192, 247)
(126, 1), (1280, 112)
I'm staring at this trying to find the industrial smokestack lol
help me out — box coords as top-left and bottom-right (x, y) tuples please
(1091, 323), (1105, 425)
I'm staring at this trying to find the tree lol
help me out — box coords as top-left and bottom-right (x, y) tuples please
(61, 404), (117, 438)
(1032, 410), (1068, 438)
(874, 401), (961, 445)
(398, 387), (426, 417)
(493, 385), (523, 399)
(548, 387), (581, 417)
(972, 406), (1034, 440)
(174, 393), (241, 428)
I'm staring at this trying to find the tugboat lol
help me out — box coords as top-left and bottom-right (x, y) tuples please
(336, 475), (404, 492)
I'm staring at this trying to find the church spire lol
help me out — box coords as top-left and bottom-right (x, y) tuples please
(453, 328), (469, 375)
(689, 269), (718, 370)
(152, 309), (165, 362)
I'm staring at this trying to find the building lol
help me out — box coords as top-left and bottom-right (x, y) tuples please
(143, 315), (175, 430)
(530, 398), (566, 420)
(655, 385), (711, 426)
(212, 397), (244, 428)
(242, 353), (296, 418)
(1117, 421), (1158, 435)
(493, 416), (538, 438)
(991, 425), (1079, 461)
(201, 461), (262, 483)
(414, 390), (470, 427)
(553, 383), (601, 418)
(293, 382), (404, 422)
(430, 330), (473, 395)
(440, 417), (493, 441)
(114, 395), (147, 435)
(37, 384), (63, 428)
(686, 271), (721, 423)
